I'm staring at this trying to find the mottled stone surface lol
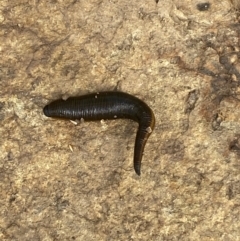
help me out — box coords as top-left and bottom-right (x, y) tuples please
(0, 0), (240, 240)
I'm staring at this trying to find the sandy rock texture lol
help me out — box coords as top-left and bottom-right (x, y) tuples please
(0, 0), (240, 240)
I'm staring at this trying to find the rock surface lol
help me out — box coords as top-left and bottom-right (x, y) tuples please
(0, 0), (240, 240)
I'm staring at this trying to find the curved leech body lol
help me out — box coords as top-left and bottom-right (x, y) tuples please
(43, 91), (155, 175)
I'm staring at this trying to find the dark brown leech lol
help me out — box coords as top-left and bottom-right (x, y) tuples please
(43, 91), (155, 175)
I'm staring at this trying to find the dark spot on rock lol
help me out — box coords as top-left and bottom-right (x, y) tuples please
(0, 102), (5, 121)
(229, 136), (240, 153)
(9, 196), (16, 203)
(211, 113), (223, 131)
(226, 181), (240, 199)
(197, 2), (210, 11)
(161, 138), (185, 161)
(185, 89), (199, 114)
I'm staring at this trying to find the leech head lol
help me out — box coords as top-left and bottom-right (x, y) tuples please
(43, 104), (51, 117)
(43, 102), (63, 117)
(43, 99), (71, 118)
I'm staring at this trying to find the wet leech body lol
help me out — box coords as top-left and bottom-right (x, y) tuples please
(43, 91), (155, 175)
